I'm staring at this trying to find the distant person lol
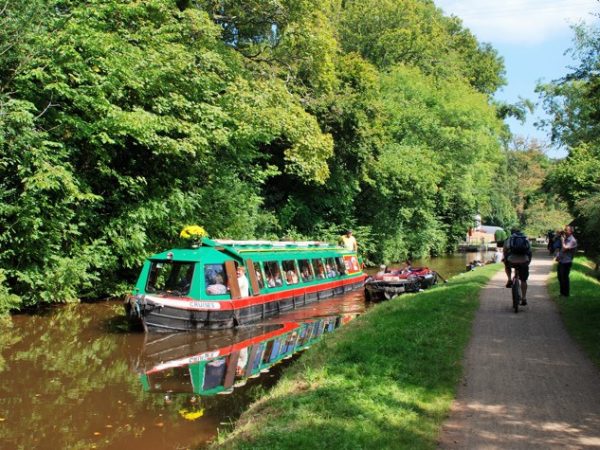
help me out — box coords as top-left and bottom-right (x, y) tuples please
(237, 266), (249, 297)
(340, 229), (358, 252)
(493, 247), (503, 264)
(556, 226), (577, 297)
(376, 265), (387, 276)
(503, 227), (532, 305)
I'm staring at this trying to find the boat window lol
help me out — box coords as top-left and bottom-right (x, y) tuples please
(262, 340), (275, 364)
(298, 259), (314, 282)
(325, 257), (338, 278)
(204, 264), (229, 296)
(146, 261), (195, 296)
(251, 343), (266, 372)
(202, 357), (227, 390)
(312, 258), (325, 279)
(282, 260), (299, 285)
(253, 262), (265, 289)
(264, 261), (283, 287)
(335, 257), (346, 275)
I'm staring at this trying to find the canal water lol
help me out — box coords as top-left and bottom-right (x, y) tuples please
(0, 251), (493, 449)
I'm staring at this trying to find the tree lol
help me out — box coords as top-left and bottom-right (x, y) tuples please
(538, 22), (600, 259)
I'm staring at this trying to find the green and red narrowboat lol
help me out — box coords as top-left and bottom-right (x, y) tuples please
(125, 237), (366, 332)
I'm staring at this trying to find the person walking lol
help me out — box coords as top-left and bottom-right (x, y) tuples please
(556, 225), (577, 297)
(503, 227), (532, 305)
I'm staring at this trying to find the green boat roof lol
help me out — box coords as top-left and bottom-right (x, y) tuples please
(149, 237), (352, 263)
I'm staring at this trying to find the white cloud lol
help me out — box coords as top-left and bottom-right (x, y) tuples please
(436, 0), (599, 44)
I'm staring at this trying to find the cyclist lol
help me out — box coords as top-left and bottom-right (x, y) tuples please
(503, 227), (532, 305)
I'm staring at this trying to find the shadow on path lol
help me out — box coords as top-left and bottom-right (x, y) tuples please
(439, 250), (600, 449)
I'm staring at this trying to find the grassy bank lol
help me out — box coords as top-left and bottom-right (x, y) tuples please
(214, 264), (501, 449)
(548, 256), (600, 368)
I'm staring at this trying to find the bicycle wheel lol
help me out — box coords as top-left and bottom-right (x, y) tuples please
(512, 277), (520, 313)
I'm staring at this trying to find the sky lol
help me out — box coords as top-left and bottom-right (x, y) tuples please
(435, 0), (600, 158)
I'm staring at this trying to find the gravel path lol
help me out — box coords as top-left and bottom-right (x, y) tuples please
(439, 251), (600, 449)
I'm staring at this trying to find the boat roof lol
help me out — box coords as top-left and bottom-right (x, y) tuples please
(149, 237), (351, 263)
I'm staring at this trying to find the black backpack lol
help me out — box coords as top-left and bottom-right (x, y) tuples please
(509, 235), (530, 255)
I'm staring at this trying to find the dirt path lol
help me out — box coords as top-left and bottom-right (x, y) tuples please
(439, 250), (600, 449)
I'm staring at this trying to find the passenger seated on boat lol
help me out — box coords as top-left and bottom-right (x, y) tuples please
(376, 265), (387, 276)
(206, 274), (227, 295)
(255, 270), (265, 289)
(325, 264), (337, 278)
(286, 270), (299, 284)
(301, 267), (312, 281)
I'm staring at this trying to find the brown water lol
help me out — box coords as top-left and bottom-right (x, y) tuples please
(0, 251), (489, 449)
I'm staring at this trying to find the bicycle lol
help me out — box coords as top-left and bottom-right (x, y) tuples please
(511, 266), (521, 313)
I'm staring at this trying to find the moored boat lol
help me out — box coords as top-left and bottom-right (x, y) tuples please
(125, 236), (366, 332)
(364, 266), (438, 301)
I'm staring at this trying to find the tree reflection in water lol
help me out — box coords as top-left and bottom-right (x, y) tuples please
(0, 297), (363, 449)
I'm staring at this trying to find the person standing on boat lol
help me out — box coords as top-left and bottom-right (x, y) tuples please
(237, 266), (250, 298)
(340, 229), (358, 252)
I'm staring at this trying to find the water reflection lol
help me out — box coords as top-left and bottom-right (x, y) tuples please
(0, 296), (364, 449)
(138, 314), (358, 399)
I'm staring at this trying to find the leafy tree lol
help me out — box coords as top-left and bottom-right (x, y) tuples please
(0, 0), (515, 309)
(538, 22), (600, 259)
(335, 0), (505, 94)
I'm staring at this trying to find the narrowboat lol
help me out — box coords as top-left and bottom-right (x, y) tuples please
(125, 237), (366, 332)
(364, 266), (438, 301)
(137, 314), (359, 396)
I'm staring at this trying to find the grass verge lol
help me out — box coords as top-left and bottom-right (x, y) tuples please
(213, 264), (501, 449)
(548, 256), (600, 368)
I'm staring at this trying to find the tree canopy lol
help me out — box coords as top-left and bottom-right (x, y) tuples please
(0, 0), (521, 310)
(538, 21), (600, 260)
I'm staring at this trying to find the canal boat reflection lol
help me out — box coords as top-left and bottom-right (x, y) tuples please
(137, 314), (359, 397)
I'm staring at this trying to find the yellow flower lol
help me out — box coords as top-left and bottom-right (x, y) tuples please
(180, 225), (207, 240)
(179, 408), (204, 421)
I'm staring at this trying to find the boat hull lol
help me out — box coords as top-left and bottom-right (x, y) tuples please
(364, 270), (438, 301)
(126, 276), (365, 332)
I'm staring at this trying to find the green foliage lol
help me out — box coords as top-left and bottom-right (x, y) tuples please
(538, 22), (600, 260)
(0, 0), (513, 309)
(336, 0), (505, 94)
(0, 270), (20, 315)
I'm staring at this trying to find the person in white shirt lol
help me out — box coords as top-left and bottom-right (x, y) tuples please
(237, 266), (250, 298)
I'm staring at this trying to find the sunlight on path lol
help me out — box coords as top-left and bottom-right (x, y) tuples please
(439, 251), (600, 449)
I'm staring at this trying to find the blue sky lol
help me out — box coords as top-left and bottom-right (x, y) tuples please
(436, 0), (600, 158)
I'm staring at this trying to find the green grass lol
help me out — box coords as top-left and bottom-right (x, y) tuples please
(548, 257), (600, 368)
(214, 264), (501, 450)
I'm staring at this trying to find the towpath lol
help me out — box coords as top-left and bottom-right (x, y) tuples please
(439, 250), (600, 449)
